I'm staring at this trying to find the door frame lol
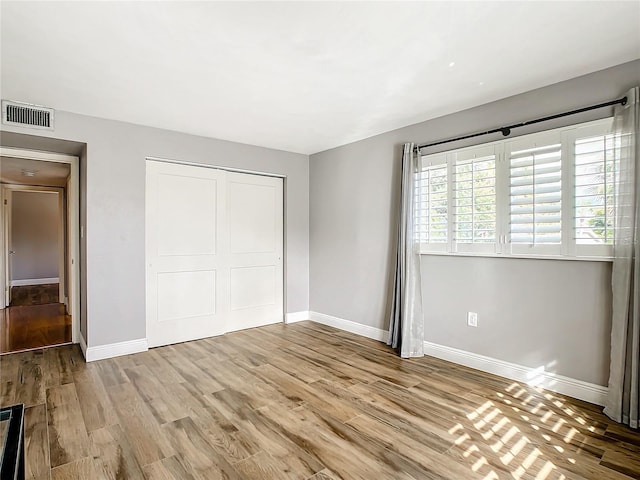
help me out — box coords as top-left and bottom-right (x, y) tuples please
(0, 147), (81, 344)
(2, 185), (65, 306)
(146, 155), (288, 180)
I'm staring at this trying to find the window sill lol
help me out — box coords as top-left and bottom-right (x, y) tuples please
(419, 251), (613, 262)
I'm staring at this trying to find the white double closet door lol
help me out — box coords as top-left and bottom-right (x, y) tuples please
(145, 160), (283, 348)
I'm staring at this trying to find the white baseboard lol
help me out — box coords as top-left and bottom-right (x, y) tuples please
(424, 341), (608, 406)
(85, 338), (148, 362)
(285, 311), (310, 324)
(78, 333), (87, 358)
(309, 311), (389, 343)
(303, 311), (606, 406)
(11, 277), (59, 287)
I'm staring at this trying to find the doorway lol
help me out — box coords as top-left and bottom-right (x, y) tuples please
(0, 149), (80, 354)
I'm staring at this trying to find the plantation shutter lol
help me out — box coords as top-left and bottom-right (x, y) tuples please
(508, 134), (563, 255)
(415, 154), (448, 251)
(415, 118), (614, 259)
(452, 145), (498, 253)
(574, 134), (615, 244)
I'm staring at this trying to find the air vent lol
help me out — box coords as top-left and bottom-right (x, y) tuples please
(2, 100), (54, 130)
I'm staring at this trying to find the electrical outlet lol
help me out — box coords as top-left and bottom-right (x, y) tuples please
(467, 312), (478, 327)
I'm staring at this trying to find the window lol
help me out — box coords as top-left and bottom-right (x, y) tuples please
(415, 154), (448, 250)
(574, 130), (615, 250)
(417, 117), (614, 260)
(453, 146), (497, 253)
(506, 132), (563, 256)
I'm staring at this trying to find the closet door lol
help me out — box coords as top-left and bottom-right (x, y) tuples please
(226, 171), (283, 332)
(145, 161), (228, 348)
(145, 161), (283, 348)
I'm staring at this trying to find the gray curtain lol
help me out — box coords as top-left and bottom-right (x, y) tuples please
(604, 86), (639, 429)
(388, 143), (424, 358)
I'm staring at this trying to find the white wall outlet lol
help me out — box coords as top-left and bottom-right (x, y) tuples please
(467, 311), (478, 327)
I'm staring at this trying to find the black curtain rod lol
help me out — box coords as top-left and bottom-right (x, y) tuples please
(417, 96), (627, 151)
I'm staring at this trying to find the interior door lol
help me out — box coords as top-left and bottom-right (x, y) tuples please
(227, 171), (283, 332)
(146, 161), (228, 348)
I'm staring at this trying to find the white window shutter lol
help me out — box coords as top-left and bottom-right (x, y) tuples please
(415, 155), (448, 251)
(415, 118), (614, 260)
(573, 119), (615, 257)
(575, 135), (614, 238)
(452, 147), (498, 253)
(508, 137), (563, 255)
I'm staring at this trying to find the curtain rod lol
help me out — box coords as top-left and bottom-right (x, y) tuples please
(417, 96), (627, 151)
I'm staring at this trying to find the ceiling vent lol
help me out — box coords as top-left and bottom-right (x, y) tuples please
(2, 100), (54, 130)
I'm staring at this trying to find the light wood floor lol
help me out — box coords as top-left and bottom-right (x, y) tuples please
(1, 321), (639, 480)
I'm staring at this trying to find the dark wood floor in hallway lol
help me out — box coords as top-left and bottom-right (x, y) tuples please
(1, 321), (639, 480)
(10, 283), (60, 307)
(0, 303), (71, 354)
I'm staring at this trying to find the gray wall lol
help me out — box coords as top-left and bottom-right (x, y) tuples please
(10, 190), (60, 281)
(422, 256), (612, 385)
(310, 60), (640, 386)
(1, 116), (309, 348)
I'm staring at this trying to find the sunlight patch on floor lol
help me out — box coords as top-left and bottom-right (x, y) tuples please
(450, 379), (604, 480)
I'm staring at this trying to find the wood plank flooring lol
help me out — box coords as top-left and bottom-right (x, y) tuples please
(1, 321), (639, 479)
(0, 303), (72, 354)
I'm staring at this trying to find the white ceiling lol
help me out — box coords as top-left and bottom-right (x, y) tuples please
(0, 157), (70, 187)
(1, 2), (639, 155)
